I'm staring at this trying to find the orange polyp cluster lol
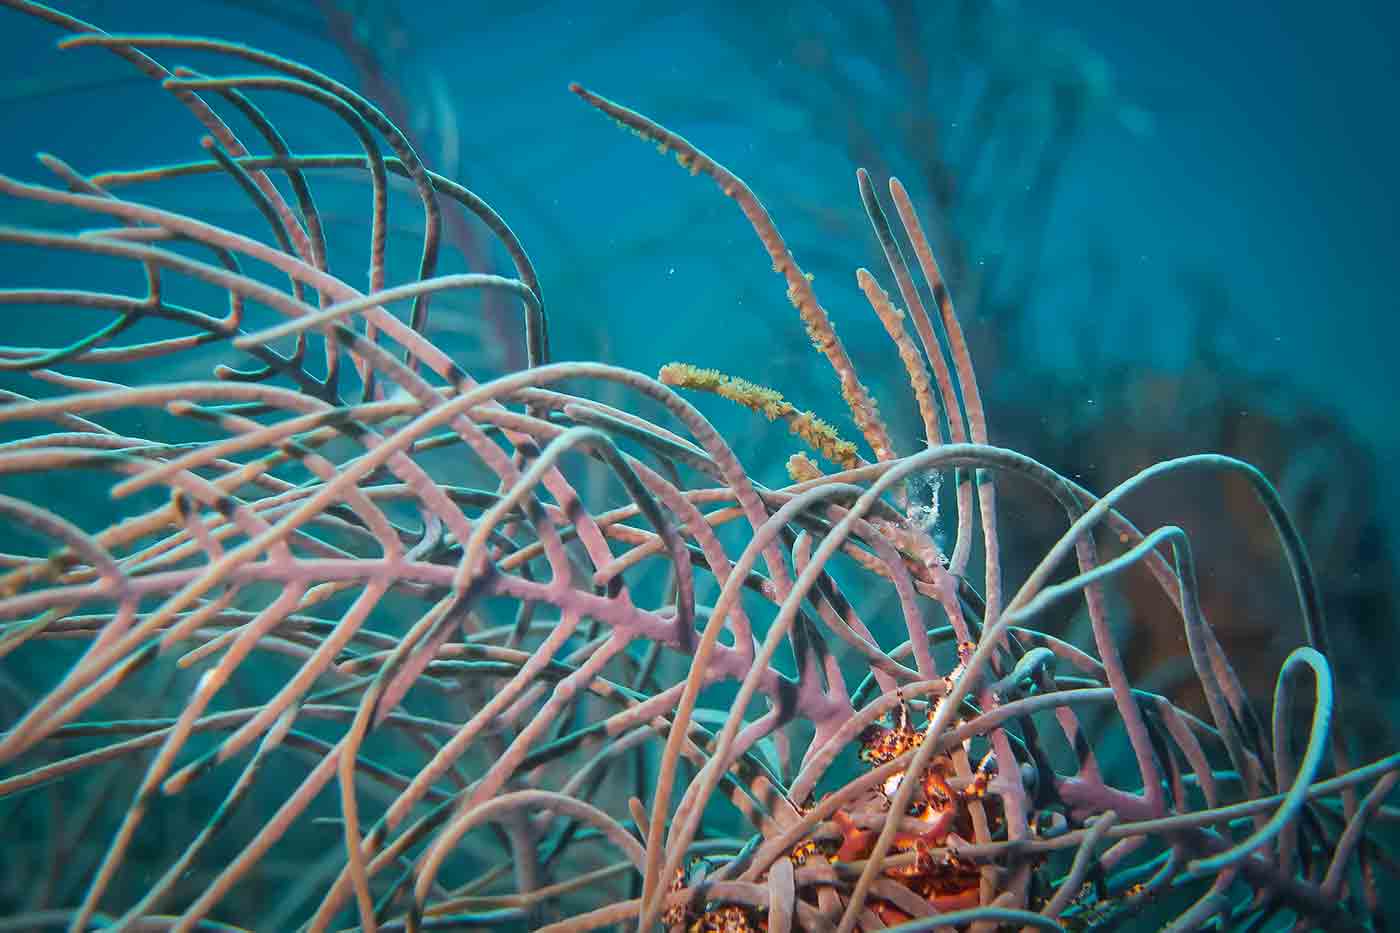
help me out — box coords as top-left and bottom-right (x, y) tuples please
(838, 697), (991, 923)
(661, 865), (688, 929)
(788, 837), (824, 867)
(686, 903), (764, 933)
(668, 698), (996, 931)
(857, 696), (926, 767)
(664, 860), (767, 933)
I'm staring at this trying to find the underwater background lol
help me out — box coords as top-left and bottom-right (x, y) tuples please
(10, 0), (1392, 732)
(1, 1), (1397, 928)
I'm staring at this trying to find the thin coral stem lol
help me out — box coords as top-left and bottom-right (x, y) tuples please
(570, 83), (896, 465)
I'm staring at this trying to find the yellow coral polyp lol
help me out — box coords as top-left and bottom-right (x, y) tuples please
(785, 452), (823, 483)
(659, 362), (861, 469)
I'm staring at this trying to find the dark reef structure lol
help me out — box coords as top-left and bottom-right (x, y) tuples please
(0, 2), (1397, 931)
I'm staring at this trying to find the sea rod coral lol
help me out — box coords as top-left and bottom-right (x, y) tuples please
(0, 2), (1396, 931)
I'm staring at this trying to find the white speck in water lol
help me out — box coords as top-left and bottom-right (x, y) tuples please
(904, 471), (942, 535)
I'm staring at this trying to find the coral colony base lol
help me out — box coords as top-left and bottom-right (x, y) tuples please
(0, 2), (1396, 931)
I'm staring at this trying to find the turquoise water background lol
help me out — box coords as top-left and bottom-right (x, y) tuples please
(2, 0), (1397, 737)
(1, 0), (1396, 714)
(1, 3), (1398, 927)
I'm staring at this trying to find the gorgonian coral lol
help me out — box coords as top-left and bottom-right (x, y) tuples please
(0, 3), (1395, 931)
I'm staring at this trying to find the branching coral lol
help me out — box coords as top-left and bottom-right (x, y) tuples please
(0, 3), (1395, 932)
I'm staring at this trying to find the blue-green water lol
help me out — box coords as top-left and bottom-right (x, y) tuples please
(0, 2), (1396, 929)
